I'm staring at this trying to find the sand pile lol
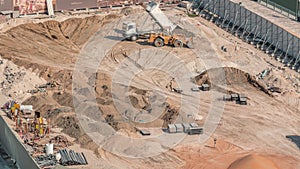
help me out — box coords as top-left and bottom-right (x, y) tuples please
(228, 154), (279, 169)
(0, 14), (121, 71)
(195, 67), (272, 95)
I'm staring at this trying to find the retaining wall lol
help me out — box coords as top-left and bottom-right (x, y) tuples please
(0, 114), (40, 169)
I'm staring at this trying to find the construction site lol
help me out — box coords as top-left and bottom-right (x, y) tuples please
(0, 0), (300, 168)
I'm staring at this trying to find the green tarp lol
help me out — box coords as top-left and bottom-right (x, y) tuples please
(261, 0), (299, 13)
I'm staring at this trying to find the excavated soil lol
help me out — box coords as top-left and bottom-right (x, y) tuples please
(0, 6), (300, 169)
(0, 14), (122, 152)
(194, 67), (273, 96)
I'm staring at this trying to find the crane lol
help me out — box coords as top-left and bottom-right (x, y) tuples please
(122, 1), (193, 48)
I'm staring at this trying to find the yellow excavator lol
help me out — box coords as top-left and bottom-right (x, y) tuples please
(122, 1), (193, 48)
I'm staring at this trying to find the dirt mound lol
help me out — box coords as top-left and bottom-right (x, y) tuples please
(228, 154), (279, 169)
(0, 14), (121, 70)
(129, 86), (150, 109)
(52, 91), (73, 108)
(195, 67), (272, 95)
(22, 95), (58, 113)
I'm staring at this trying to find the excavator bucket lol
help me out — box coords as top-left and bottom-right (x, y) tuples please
(186, 37), (194, 48)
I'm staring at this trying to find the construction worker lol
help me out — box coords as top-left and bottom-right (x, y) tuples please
(39, 117), (43, 137)
(168, 78), (175, 91)
(214, 138), (217, 148)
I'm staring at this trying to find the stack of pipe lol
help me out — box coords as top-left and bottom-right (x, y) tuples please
(59, 149), (88, 166)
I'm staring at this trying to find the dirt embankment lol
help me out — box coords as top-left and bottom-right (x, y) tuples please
(0, 14), (122, 152)
(194, 67), (273, 96)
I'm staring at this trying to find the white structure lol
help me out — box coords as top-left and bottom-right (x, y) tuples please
(182, 123), (191, 133)
(168, 124), (176, 133)
(46, 0), (54, 17)
(175, 124), (183, 133)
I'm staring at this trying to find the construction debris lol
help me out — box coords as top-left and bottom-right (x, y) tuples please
(35, 148), (87, 168)
(267, 86), (282, 93)
(50, 135), (73, 148)
(1, 66), (26, 90)
(34, 154), (58, 168)
(259, 69), (270, 79)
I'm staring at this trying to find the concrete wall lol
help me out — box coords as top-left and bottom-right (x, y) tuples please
(0, 0), (13, 11)
(196, 0), (300, 67)
(0, 115), (40, 169)
(56, 0), (97, 11)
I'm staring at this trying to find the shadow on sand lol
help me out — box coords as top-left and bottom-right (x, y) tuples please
(286, 135), (300, 149)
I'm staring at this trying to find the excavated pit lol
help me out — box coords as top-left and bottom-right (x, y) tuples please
(0, 17), (275, 154)
(1, 8), (299, 169)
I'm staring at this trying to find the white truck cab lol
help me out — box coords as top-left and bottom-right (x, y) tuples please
(122, 22), (138, 40)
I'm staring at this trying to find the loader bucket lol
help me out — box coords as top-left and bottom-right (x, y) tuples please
(186, 37), (194, 48)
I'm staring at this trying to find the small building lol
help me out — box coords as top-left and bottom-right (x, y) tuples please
(238, 97), (247, 105)
(139, 129), (151, 136)
(189, 127), (203, 135)
(182, 123), (191, 133)
(231, 93), (239, 101)
(238, 93), (246, 99)
(175, 123), (183, 133)
(223, 94), (232, 101)
(191, 86), (201, 92)
(168, 124), (176, 133)
(201, 84), (210, 91)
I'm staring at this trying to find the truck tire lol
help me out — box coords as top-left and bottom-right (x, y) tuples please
(131, 35), (137, 41)
(154, 38), (164, 47)
(174, 39), (183, 47)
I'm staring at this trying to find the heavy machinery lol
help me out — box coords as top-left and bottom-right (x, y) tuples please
(122, 1), (193, 48)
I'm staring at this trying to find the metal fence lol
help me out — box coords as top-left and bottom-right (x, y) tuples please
(194, 0), (300, 71)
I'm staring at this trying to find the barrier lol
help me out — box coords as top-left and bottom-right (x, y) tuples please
(0, 114), (40, 169)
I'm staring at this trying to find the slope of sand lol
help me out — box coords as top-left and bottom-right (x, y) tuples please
(228, 154), (278, 169)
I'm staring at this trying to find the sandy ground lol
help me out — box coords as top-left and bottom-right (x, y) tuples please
(0, 4), (299, 169)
